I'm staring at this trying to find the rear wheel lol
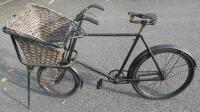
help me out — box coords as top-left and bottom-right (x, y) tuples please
(129, 47), (195, 99)
(37, 67), (79, 98)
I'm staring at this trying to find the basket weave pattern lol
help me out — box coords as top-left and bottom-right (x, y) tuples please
(6, 4), (72, 65)
(16, 36), (64, 65)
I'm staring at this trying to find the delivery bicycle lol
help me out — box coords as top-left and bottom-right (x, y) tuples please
(3, 4), (196, 108)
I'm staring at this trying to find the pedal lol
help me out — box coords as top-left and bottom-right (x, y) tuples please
(97, 79), (103, 89)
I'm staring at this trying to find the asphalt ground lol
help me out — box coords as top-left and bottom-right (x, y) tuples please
(0, 0), (200, 112)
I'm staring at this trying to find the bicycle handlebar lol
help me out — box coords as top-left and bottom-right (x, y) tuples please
(87, 4), (104, 11)
(75, 4), (104, 25)
(80, 4), (104, 15)
(83, 16), (99, 25)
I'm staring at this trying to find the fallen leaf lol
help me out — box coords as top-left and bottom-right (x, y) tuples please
(62, 99), (65, 104)
(49, 0), (55, 4)
(1, 77), (7, 83)
(121, 26), (125, 31)
(7, 68), (15, 73)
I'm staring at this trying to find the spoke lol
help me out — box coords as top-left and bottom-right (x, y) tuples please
(165, 57), (185, 72)
(164, 81), (171, 90)
(151, 81), (157, 88)
(163, 54), (175, 70)
(152, 81), (163, 95)
(170, 63), (187, 70)
(138, 71), (158, 72)
(56, 84), (75, 87)
(164, 80), (176, 94)
(164, 55), (177, 71)
(165, 56), (181, 77)
(168, 65), (187, 74)
(40, 80), (55, 84)
(156, 81), (162, 90)
(167, 70), (188, 79)
(148, 81), (158, 94)
(167, 75), (187, 80)
(157, 54), (164, 68)
(163, 53), (169, 69)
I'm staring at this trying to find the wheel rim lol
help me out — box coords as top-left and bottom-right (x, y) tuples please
(134, 50), (191, 99)
(39, 68), (77, 96)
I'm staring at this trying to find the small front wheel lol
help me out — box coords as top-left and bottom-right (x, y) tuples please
(37, 67), (79, 98)
(129, 47), (195, 99)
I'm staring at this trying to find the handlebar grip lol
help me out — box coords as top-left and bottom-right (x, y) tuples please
(88, 4), (104, 11)
(84, 16), (99, 25)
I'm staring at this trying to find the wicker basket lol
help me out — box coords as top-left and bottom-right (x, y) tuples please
(5, 3), (72, 66)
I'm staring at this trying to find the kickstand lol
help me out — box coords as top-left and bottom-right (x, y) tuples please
(27, 66), (34, 109)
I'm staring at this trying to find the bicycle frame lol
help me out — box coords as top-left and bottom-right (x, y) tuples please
(65, 22), (165, 83)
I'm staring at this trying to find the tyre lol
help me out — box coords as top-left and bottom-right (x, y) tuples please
(37, 67), (79, 98)
(129, 47), (195, 99)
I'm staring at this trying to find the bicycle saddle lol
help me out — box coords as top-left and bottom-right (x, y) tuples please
(128, 12), (157, 25)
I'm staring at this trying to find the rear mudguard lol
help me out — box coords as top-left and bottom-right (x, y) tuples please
(127, 44), (196, 78)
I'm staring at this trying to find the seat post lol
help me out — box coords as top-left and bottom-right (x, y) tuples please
(138, 22), (146, 35)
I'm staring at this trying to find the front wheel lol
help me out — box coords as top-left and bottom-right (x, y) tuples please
(37, 67), (79, 98)
(129, 46), (195, 99)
